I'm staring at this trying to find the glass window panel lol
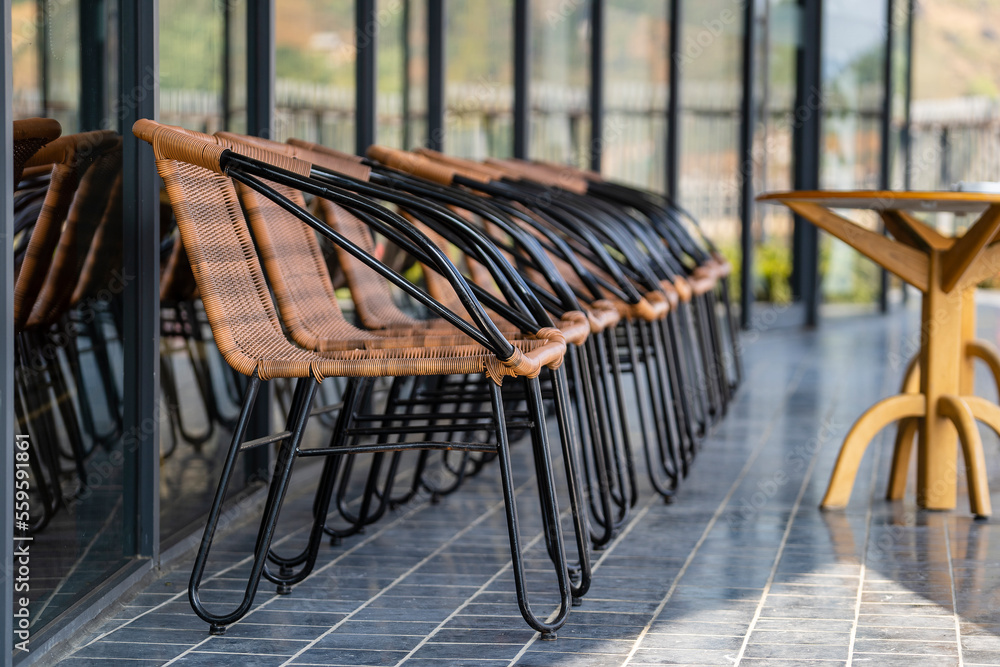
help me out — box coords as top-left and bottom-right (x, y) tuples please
(274, 1), (356, 151)
(530, 0), (590, 168)
(159, 0), (225, 132)
(405, 0), (428, 149)
(909, 2), (1000, 246)
(377, 0), (407, 148)
(750, 0), (798, 305)
(603, 0), (667, 188)
(12, 0), (131, 634)
(679, 0), (743, 278)
(820, 0), (887, 306)
(445, 0), (513, 159)
(158, 0), (254, 543)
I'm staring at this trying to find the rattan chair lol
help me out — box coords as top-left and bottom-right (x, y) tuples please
(135, 119), (576, 638)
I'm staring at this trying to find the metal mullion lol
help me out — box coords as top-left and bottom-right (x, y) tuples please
(401, 0), (411, 148)
(247, 0), (274, 138)
(2, 0), (14, 660)
(791, 0), (822, 327)
(427, 0), (445, 150)
(589, 0), (604, 172)
(120, 0), (160, 559)
(356, 0), (377, 154)
(244, 0), (274, 478)
(513, 0), (529, 159)
(738, 0), (756, 329)
(877, 0), (895, 314)
(667, 0), (681, 200)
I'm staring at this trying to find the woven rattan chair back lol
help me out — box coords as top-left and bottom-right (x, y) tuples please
(13, 118), (61, 187)
(13, 130), (119, 331)
(27, 141), (123, 328)
(71, 171), (125, 305)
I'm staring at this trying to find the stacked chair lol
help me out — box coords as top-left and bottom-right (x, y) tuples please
(131, 119), (743, 638)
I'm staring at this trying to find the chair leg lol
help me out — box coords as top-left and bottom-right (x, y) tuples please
(546, 364), (593, 603)
(490, 379), (571, 638)
(634, 320), (680, 498)
(571, 343), (615, 548)
(593, 330), (631, 521)
(267, 377), (369, 585)
(667, 316), (699, 455)
(655, 319), (694, 475)
(188, 375), (317, 633)
(585, 336), (627, 539)
(719, 276), (743, 389)
(605, 329), (639, 509)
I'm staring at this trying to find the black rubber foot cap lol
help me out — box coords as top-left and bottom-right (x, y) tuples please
(276, 583), (292, 595)
(330, 535), (342, 546)
(209, 624), (226, 635)
(571, 597), (583, 607)
(431, 494), (441, 505)
(540, 632), (557, 641)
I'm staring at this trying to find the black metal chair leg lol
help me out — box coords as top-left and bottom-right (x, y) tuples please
(605, 328), (638, 509)
(188, 375), (317, 633)
(592, 332), (630, 525)
(546, 364), (593, 603)
(490, 379), (570, 639)
(719, 276), (743, 389)
(631, 320), (679, 498)
(662, 317), (698, 460)
(267, 377), (368, 583)
(580, 339), (619, 546)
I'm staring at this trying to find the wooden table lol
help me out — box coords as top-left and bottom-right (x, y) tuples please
(758, 190), (1000, 517)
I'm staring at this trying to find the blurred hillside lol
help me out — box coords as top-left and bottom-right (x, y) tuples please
(913, 0), (1000, 99)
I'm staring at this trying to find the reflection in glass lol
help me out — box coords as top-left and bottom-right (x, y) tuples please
(274, 0), (356, 151)
(445, 0), (513, 158)
(531, 0), (590, 168)
(604, 0), (667, 189)
(11, 1), (130, 633)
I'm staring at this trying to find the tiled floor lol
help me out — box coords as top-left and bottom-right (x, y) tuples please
(59, 304), (1000, 666)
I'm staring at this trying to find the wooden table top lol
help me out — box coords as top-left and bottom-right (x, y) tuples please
(758, 190), (1000, 215)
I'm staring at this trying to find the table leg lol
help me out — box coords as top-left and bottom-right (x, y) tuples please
(886, 288), (999, 500)
(917, 252), (964, 510)
(821, 394), (925, 509)
(887, 357), (920, 500)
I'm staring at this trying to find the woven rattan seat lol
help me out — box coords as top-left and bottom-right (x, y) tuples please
(156, 157), (565, 382)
